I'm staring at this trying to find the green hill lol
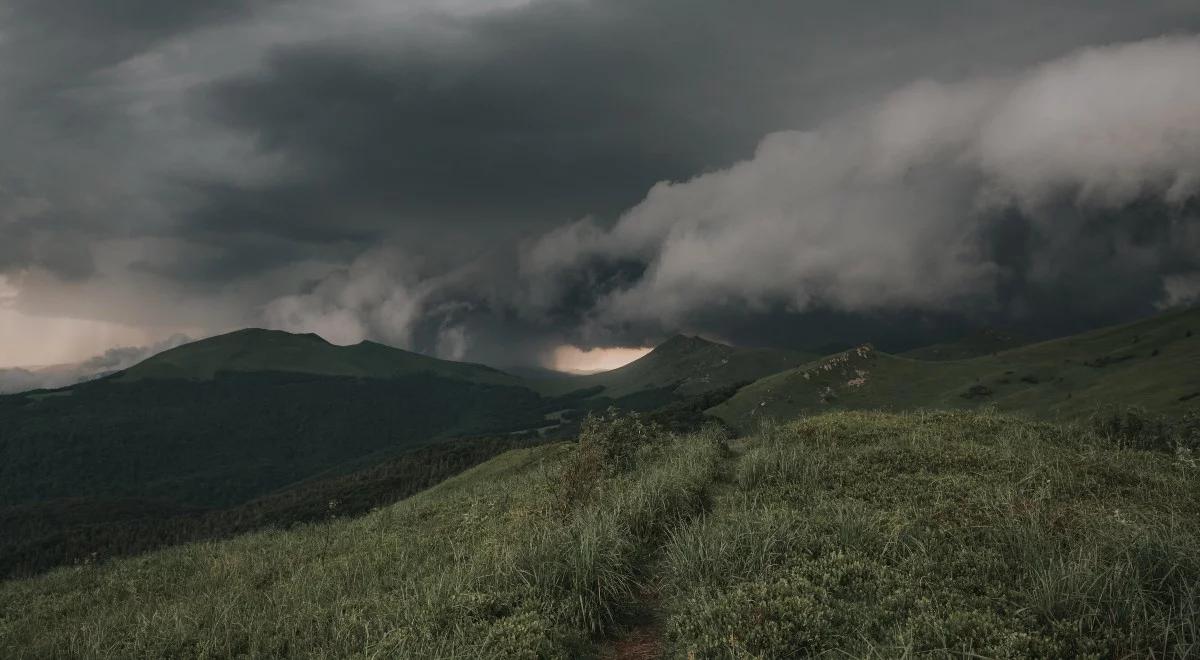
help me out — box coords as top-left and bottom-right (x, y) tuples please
(0, 329), (774, 578)
(900, 327), (1031, 361)
(0, 328), (575, 511)
(119, 328), (520, 385)
(0, 371), (553, 510)
(3, 410), (1196, 657)
(0, 435), (535, 579)
(711, 307), (1200, 430)
(535, 334), (815, 400)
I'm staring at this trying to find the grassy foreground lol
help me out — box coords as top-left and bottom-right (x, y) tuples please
(656, 411), (1200, 657)
(0, 427), (725, 658)
(3, 410), (1199, 657)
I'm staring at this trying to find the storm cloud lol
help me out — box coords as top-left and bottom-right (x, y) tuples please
(1, 0), (1199, 369)
(520, 37), (1200, 341)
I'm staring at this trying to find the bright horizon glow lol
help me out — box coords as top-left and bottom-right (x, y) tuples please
(551, 345), (652, 374)
(0, 307), (189, 368)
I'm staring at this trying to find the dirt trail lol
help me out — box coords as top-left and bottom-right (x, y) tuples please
(598, 440), (747, 660)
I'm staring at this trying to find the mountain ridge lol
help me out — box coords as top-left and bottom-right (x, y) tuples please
(711, 306), (1200, 429)
(531, 333), (815, 399)
(118, 327), (519, 386)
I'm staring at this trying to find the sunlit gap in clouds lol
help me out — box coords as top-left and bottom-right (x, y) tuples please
(550, 345), (652, 374)
(0, 275), (188, 368)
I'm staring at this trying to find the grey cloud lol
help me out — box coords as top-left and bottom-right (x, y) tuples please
(262, 245), (464, 348)
(0, 333), (191, 394)
(1162, 272), (1200, 308)
(2, 1), (1200, 365)
(518, 37), (1200, 342)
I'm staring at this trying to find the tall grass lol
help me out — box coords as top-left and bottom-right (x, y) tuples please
(0, 433), (724, 659)
(659, 410), (1200, 658)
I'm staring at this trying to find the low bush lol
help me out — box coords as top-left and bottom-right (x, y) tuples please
(1090, 406), (1200, 453)
(579, 407), (665, 474)
(548, 408), (667, 511)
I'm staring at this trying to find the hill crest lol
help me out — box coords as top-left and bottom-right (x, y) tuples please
(117, 328), (517, 385)
(533, 333), (815, 399)
(711, 307), (1200, 428)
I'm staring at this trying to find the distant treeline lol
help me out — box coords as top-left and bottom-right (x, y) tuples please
(0, 371), (558, 509)
(0, 435), (539, 579)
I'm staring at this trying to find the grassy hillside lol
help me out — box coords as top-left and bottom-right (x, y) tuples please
(119, 328), (520, 385)
(0, 429), (725, 658)
(1, 329), (767, 513)
(536, 334), (814, 399)
(0, 435), (536, 579)
(712, 307), (1200, 430)
(0, 329), (765, 578)
(2, 410), (1197, 657)
(655, 411), (1199, 657)
(0, 371), (553, 509)
(900, 327), (1030, 361)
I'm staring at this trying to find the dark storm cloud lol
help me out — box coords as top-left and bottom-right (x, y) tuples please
(190, 0), (1200, 248)
(2, 0), (1200, 368)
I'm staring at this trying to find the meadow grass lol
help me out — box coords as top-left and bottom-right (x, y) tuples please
(0, 435), (723, 659)
(657, 410), (1200, 658)
(712, 307), (1200, 427)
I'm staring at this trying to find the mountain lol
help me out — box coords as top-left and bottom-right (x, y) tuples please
(711, 307), (1200, 430)
(0, 328), (780, 577)
(119, 328), (520, 386)
(534, 334), (815, 401)
(0, 329), (571, 513)
(4, 409), (1196, 657)
(899, 327), (1031, 361)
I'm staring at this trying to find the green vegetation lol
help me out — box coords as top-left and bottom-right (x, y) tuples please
(0, 420), (726, 658)
(713, 306), (1200, 430)
(0, 371), (552, 508)
(4, 309), (1199, 656)
(657, 411), (1200, 657)
(901, 327), (1030, 361)
(0, 331), (757, 579)
(0, 435), (536, 579)
(4, 410), (1197, 657)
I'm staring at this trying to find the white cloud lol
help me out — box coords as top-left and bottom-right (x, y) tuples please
(262, 246), (469, 348)
(519, 35), (1200, 334)
(0, 333), (190, 394)
(976, 36), (1200, 208)
(1161, 271), (1200, 309)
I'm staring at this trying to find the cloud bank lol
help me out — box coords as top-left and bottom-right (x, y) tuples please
(517, 36), (1200, 341)
(2, 1), (1200, 366)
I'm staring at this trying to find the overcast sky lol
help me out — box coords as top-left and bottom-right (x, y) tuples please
(2, 0), (1199, 369)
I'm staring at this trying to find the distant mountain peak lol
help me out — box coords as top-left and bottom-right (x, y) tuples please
(654, 334), (723, 354)
(223, 327), (329, 343)
(115, 327), (518, 385)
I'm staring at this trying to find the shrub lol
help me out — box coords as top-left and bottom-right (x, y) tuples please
(577, 408), (664, 475)
(962, 384), (993, 399)
(548, 409), (666, 511)
(1089, 406), (1198, 453)
(547, 441), (606, 512)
